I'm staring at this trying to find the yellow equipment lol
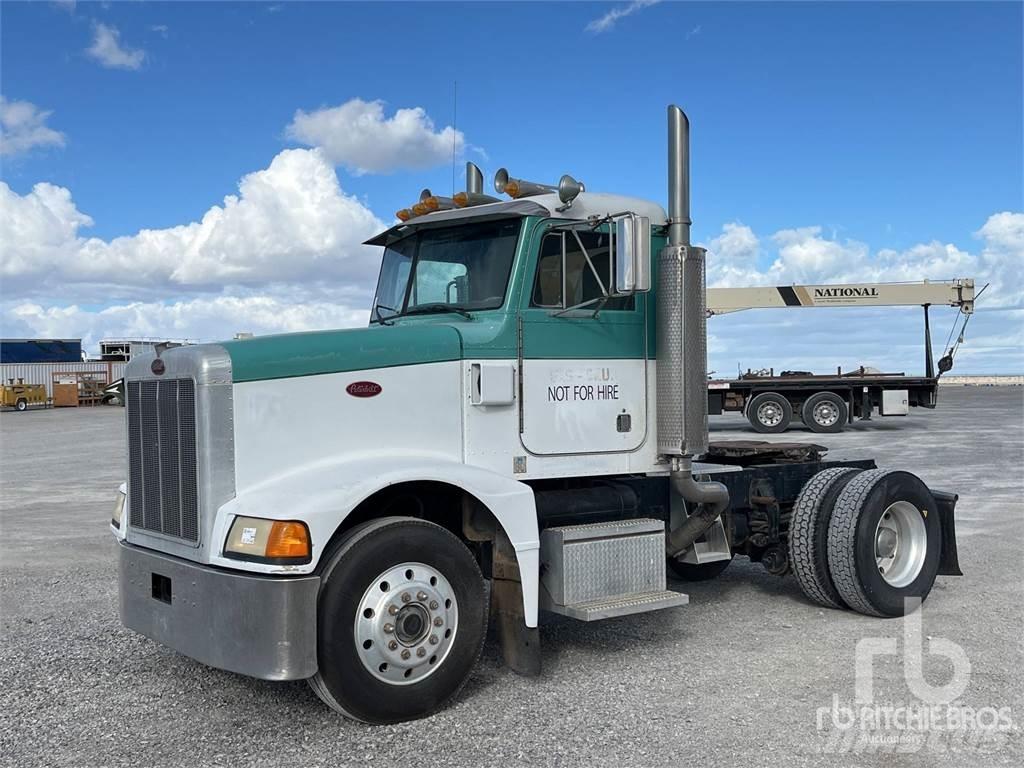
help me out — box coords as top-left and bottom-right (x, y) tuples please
(1, 378), (48, 411)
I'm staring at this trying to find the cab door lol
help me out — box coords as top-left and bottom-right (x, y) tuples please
(518, 223), (648, 455)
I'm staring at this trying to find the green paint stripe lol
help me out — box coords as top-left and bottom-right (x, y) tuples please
(222, 325), (463, 383)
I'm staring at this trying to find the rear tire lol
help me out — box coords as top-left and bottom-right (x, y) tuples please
(827, 469), (941, 617)
(802, 392), (848, 433)
(666, 555), (733, 581)
(15, 398), (27, 412)
(788, 467), (861, 609)
(746, 392), (792, 433)
(309, 517), (487, 723)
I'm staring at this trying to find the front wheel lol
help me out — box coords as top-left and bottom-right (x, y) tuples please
(309, 517), (487, 723)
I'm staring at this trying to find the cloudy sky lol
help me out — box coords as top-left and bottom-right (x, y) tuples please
(1, 1), (1021, 374)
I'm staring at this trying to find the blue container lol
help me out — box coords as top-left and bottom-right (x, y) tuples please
(0, 339), (83, 364)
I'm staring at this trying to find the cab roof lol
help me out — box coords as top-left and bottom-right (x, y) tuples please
(364, 192), (668, 247)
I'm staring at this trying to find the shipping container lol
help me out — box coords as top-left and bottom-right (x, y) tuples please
(0, 339), (82, 364)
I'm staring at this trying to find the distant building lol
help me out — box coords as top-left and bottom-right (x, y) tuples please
(96, 339), (188, 362)
(0, 338), (83, 364)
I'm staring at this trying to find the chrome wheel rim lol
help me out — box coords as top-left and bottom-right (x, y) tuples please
(354, 562), (458, 685)
(874, 501), (927, 587)
(756, 401), (784, 427)
(813, 401), (839, 426)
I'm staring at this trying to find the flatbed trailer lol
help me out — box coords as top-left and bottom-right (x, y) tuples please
(708, 369), (940, 433)
(705, 279), (975, 432)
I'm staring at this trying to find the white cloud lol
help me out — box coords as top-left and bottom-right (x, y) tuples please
(0, 148), (387, 297)
(704, 215), (1022, 294)
(86, 23), (145, 70)
(0, 96), (67, 157)
(4, 293), (370, 351)
(705, 222), (762, 287)
(149, 24), (169, 38)
(585, 0), (661, 34)
(285, 98), (463, 175)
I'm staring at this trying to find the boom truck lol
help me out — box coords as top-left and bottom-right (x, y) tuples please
(705, 279), (976, 432)
(113, 106), (962, 724)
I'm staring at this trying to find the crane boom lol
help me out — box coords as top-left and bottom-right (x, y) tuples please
(707, 279), (975, 316)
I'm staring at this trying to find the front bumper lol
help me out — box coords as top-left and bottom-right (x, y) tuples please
(118, 541), (320, 680)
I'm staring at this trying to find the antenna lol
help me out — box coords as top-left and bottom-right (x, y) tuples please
(451, 80), (458, 196)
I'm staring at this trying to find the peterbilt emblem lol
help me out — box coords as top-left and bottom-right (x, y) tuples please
(346, 381), (382, 398)
(151, 358), (166, 375)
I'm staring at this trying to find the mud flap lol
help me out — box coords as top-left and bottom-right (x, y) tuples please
(931, 490), (963, 576)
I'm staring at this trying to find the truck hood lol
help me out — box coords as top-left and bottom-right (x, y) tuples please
(220, 324), (464, 383)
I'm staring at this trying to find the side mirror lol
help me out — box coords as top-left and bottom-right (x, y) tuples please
(613, 214), (651, 294)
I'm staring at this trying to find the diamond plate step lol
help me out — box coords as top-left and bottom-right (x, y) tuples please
(545, 589), (689, 621)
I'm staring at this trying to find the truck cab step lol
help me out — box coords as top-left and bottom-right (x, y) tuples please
(545, 589), (689, 621)
(539, 517), (689, 621)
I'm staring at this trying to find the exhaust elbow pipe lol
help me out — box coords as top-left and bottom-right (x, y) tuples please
(666, 458), (730, 557)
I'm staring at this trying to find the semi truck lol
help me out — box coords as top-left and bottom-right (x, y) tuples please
(113, 106), (962, 724)
(705, 279), (976, 432)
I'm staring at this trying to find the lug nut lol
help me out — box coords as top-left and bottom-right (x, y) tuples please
(429, 600), (439, 610)
(388, 640), (398, 651)
(401, 593), (412, 603)
(383, 623), (394, 634)
(388, 605), (398, 616)
(433, 617), (443, 627)
(401, 649), (411, 660)
(429, 635), (439, 645)
(417, 591), (428, 601)
(417, 647), (426, 658)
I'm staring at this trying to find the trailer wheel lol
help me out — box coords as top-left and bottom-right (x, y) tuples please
(746, 392), (792, 433)
(802, 392), (848, 433)
(827, 469), (941, 617)
(666, 554), (733, 581)
(309, 517), (487, 723)
(788, 467), (862, 609)
(15, 398), (27, 412)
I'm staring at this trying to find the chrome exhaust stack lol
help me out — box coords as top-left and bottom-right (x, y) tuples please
(659, 105), (729, 557)
(466, 162), (484, 195)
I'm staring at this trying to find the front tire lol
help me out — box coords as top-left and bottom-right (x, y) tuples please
(827, 469), (941, 617)
(746, 392), (792, 433)
(309, 517), (487, 723)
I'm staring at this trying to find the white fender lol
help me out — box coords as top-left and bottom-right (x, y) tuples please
(210, 453), (541, 626)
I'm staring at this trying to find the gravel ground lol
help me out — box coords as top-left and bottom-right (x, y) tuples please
(2, 387), (1022, 767)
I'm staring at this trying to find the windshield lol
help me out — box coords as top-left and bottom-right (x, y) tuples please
(371, 218), (522, 322)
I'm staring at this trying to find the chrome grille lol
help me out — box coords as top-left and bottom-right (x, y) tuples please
(127, 378), (199, 543)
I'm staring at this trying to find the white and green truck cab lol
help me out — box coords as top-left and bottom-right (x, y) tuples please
(113, 106), (962, 723)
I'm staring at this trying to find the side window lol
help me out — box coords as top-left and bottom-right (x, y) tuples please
(530, 230), (634, 311)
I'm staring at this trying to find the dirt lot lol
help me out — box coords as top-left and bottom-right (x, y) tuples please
(2, 386), (1022, 767)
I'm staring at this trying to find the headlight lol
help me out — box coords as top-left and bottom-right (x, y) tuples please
(112, 491), (126, 529)
(224, 516), (312, 564)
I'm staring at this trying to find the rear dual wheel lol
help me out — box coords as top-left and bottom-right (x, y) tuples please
(309, 517), (487, 723)
(789, 468), (940, 617)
